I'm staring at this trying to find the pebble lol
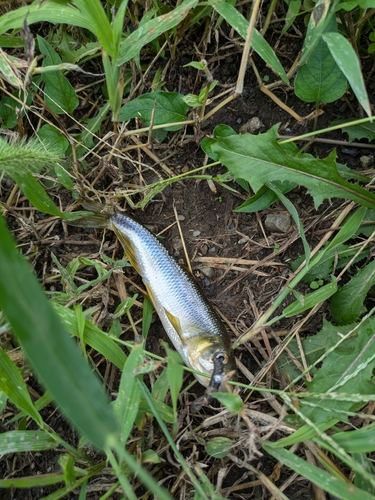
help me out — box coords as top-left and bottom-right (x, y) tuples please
(265, 213), (292, 233)
(177, 215), (185, 221)
(360, 155), (373, 168)
(208, 246), (217, 254)
(192, 230), (201, 237)
(172, 237), (183, 256)
(238, 237), (248, 244)
(200, 266), (215, 278)
(239, 117), (264, 134)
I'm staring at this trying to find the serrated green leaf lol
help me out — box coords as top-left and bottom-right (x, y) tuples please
(207, 0), (289, 84)
(331, 119), (375, 142)
(114, 342), (144, 444)
(210, 126), (375, 209)
(118, 0), (198, 65)
(119, 92), (189, 130)
(295, 36), (347, 103)
(323, 32), (371, 116)
(37, 36), (79, 115)
(205, 437), (233, 458)
(330, 260), (375, 325)
(0, 217), (118, 449)
(262, 443), (375, 500)
(298, 320), (375, 424)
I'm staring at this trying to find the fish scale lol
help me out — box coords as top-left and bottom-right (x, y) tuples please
(73, 207), (236, 389)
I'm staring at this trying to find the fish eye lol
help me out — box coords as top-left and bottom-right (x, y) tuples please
(213, 351), (228, 365)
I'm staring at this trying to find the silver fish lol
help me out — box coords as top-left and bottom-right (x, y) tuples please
(71, 204), (237, 392)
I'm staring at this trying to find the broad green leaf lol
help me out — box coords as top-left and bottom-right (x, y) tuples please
(205, 437), (234, 458)
(208, 0), (289, 84)
(0, 217), (118, 449)
(295, 36), (347, 103)
(210, 126), (375, 209)
(331, 119), (375, 142)
(212, 392), (243, 413)
(0, 49), (23, 88)
(323, 32), (371, 116)
(263, 443), (375, 500)
(119, 92), (189, 130)
(330, 260), (375, 325)
(283, 279), (337, 317)
(114, 342), (144, 444)
(37, 124), (69, 156)
(37, 36), (79, 115)
(298, 320), (375, 424)
(0, 431), (57, 455)
(118, 0), (199, 65)
(352, 453), (375, 496)
(0, 348), (43, 426)
(0, 96), (18, 128)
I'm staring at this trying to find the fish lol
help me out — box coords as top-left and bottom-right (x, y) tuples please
(70, 203), (237, 395)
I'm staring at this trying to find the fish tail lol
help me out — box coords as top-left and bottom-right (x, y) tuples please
(67, 201), (112, 228)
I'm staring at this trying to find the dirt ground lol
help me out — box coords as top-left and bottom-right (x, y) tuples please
(1, 8), (375, 499)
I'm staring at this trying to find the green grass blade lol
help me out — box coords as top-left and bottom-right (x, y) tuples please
(118, 0), (199, 65)
(0, 2), (93, 35)
(208, 0), (289, 84)
(113, 342), (144, 444)
(72, 0), (115, 57)
(263, 442), (375, 500)
(0, 217), (118, 450)
(55, 304), (127, 369)
(0, 430), (57, 455)
(0, 348), (43, 426)
(323, 32), (371, 117)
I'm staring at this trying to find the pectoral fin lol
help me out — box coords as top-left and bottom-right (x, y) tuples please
(113, 226), (141, 274)
(164, 309), (186, 345)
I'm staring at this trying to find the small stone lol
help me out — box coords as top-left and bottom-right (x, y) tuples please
(360, 155), (373, 168)
(208, 246), (217, 254)
(265, 213), (292, 233)
(238, 237), (248, 244)
(172, 237), (183, 256)
(200, 266), (215, 278)
(201, 244), (208, 256)
(239, 117), (264, 134)
(181, 165), (189, 173)
(177, 215), (185, 221)
(192, 230), (201, 237)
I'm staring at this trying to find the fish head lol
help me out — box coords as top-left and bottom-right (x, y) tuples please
(187, 335), (237, 390)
